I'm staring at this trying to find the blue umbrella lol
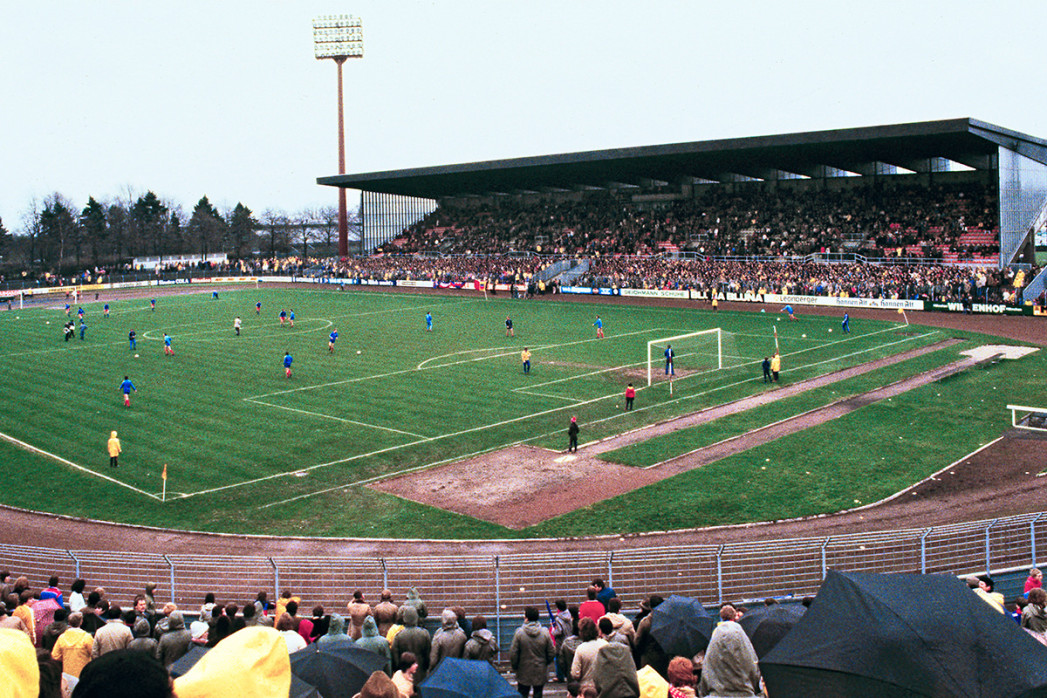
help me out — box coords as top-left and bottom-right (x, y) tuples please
(418, 657), (517, 698)
(650, 594), (714, 657)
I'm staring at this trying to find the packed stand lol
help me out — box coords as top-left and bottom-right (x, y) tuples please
(380, 181), (998, 261)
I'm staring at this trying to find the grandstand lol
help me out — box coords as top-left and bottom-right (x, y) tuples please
(319, 118), (1047, 270)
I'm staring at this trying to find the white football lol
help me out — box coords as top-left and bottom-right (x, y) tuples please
(802, 334), (807, 338)
(46, 321), (50, 325)
(356, 350), (362, 354)
(828, 328), (833, 333)
(134, 354), (139, 358)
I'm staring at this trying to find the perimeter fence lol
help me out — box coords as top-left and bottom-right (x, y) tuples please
(3, 511), (1046, 642)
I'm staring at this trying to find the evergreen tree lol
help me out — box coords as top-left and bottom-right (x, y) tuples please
(80, 197), (107, 269)
(227, 203), (256, 261)
(187, 196), (225, 259)
(132, 191), (168, 262)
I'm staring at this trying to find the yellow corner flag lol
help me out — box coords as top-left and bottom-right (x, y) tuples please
(162, 464), (167, 480)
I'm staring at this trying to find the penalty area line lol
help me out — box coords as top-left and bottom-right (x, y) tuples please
(244, 398), (430, 439)
(0, 430), (161, 501)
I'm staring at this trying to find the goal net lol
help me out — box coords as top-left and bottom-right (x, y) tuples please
(647, 328), (735, 386)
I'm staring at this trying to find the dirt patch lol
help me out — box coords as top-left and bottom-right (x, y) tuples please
(371, 340), (976, 529)
(371, 446), (661, 529)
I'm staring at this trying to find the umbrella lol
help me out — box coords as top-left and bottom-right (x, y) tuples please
(761, 570), (1047, 697)
(289, 642), (387, 698)
(289, 674), (322, 698)
(32, 598), (62, 646)
(737, 604), (805, 658)
(169, 645), (210, 678)
(649, 594), (714, 657)
(418, 657), (517, 698)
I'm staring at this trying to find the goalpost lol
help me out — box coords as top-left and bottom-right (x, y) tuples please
(647, 328), (723, 386)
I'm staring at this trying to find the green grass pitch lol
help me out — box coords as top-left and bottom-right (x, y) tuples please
(0, 286), (1038, 539)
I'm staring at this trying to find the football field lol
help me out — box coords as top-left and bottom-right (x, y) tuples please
(0, 285), (1033, 538)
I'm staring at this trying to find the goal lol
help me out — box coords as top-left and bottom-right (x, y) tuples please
(647, 328), (724, 386)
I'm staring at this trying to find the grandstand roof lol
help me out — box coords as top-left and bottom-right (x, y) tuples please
(318, 118), (1047, 200)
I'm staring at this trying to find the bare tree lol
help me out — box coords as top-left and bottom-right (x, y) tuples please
(259, 209), (290, 258)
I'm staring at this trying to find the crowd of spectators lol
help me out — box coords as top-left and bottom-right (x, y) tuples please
(380, 181), (998, 261)
(4, 568), (1047, 697)
(1, 179), (1035, 306)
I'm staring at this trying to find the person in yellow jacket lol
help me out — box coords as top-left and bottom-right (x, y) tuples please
(107, 430), (121, 468)
(0, 628), (38, 698)
(51, 612), (94, 678)
(770, 353), (781, 383)
(174, 626), (290, 698)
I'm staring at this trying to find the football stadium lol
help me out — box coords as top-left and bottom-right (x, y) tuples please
(4, 114), (1047, 694)
(7, 3), (1047, 688)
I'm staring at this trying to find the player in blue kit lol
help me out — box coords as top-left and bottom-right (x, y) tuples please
(842, 312), (850, 333)
(664, 344), (675, 375)
(211, 290), (219, 300)
(426, 312), (433, 332)
(283, 351), (293, 378)
(77, 307), (84, 321)
(103, 303), (110, 318)
(79, 320), (87, 340)
(163, 333), (173, 356)
(150, 298), (156, 311)
(594, 316), (604, 338)
(328, 329), (338, 353)
(279, 309), (287, 326)
(255, 301), (262, 315)
(120, 376), (137, 407)
(128, 329), (136, 350)
(288, 309), (295, 327)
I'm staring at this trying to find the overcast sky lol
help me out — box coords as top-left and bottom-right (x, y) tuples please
(3, 0), (1046, 232)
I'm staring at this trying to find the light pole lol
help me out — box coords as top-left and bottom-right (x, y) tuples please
(313, 15), (363, 258)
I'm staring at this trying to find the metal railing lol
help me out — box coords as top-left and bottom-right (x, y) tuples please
(3, 511), (1046, 624)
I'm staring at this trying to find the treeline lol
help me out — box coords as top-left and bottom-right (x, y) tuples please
(0, 192), (362, 275)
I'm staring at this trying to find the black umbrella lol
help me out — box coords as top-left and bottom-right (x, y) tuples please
(761, 570), (1047, 697)
(737, 604), (805, 658)
(289, 642), (387, 698)
(289, 674), (322, 698)
(168, 645), (209, 678)
(649, 594), (714, 657)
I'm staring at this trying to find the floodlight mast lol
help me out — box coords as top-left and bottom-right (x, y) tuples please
(313, 15), (363, 258)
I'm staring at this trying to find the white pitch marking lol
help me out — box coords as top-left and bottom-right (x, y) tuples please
(417, 327), (666, 371)
(245, 398), (429, 438)
(0, 430), (161, 500)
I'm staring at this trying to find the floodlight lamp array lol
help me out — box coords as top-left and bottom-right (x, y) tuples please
(313, 15), (364, 59)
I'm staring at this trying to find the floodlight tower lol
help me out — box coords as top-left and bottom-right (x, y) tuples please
(313, 14), (363, 258)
